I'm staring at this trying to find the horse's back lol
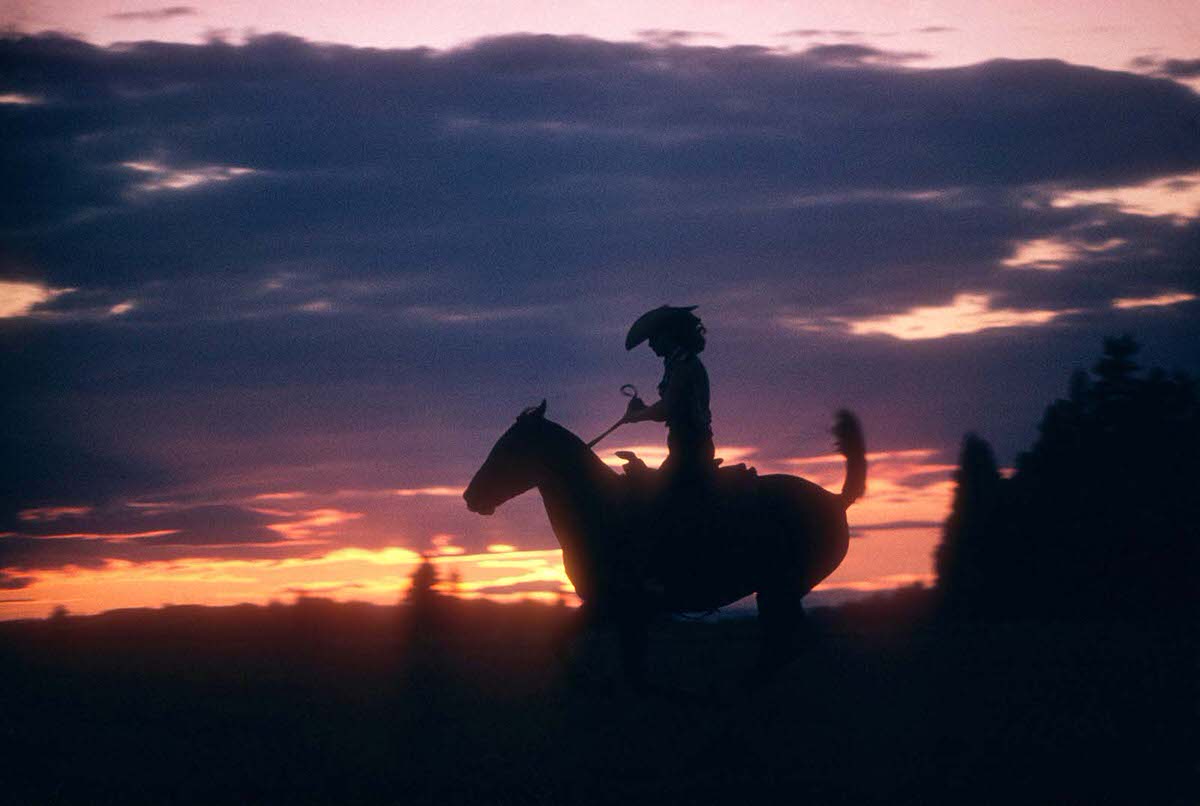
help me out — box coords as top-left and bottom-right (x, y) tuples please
(753, 473), (850, 589)
(759, 471), (842, 508)
(648, 470), (848, 608)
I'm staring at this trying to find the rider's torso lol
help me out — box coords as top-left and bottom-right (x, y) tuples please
(658, 349), (713, 483)
(658, 349), (712, 440)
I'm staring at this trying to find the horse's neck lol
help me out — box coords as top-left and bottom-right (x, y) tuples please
(534, 426), (615, 551)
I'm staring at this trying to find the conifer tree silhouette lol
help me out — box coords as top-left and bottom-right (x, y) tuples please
(407, 554), (439, 607)
(935, 434), (1002, 616)
(935, 337), (1198, 620)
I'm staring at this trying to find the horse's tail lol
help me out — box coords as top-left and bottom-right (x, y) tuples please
(833, 410), (867, 508)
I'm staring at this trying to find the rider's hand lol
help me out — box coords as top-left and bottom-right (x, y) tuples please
(623, 396), (647, 422)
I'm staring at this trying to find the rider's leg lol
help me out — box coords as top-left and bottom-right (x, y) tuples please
(644, 436), (715, 594)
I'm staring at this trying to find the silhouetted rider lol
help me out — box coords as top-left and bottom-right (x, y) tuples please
(621, 305), (715, 487)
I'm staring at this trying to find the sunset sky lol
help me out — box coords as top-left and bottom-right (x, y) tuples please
(2, 1), (1197, 619)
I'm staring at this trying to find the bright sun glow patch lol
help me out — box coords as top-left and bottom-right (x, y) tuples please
(394, 486), (464, 497)
(841, 293), (1063, 340)
(0, 92), (43, 105)
(121, 159), (257, 192)
(1112, 292), (1197, 310)
(1050, 172), (1200, 221)
(0, 280), (75, 318)
(1001, 236), (1125, 270)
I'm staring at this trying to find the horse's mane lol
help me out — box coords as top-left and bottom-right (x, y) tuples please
(535, 417), (617, 478)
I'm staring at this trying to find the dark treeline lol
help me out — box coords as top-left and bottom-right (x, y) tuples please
(2, 590), (1191, 804)
(935, 336), (1199, 621)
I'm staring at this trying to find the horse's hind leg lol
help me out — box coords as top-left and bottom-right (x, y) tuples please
(553, 603), (645, 693)
(753, 586), (806, 684)
(617, 612), (650, 693)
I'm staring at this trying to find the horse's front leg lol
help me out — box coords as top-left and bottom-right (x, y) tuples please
(554, 602), (622, 693)
(616, 610), (650, 693)
(552, 600), (591, 667)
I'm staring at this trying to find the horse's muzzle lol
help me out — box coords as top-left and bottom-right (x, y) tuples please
(463, 490), (495, 516)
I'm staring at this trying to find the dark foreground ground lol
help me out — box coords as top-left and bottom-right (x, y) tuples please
(1, 593), (1194, 805)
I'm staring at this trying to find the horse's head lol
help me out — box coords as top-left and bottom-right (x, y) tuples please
(463, 400), (550, 516)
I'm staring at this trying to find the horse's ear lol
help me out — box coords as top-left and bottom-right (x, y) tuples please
(517, 399), (548, 421)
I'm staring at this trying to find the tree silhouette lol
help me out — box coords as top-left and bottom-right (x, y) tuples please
(934, 433), (1002, 616)
(407, 554), (439, 607)
(402, 553), (445, 683)
(936, 337), (1199, 620)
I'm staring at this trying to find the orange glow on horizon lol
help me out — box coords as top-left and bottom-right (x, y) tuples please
(0, 443), (956, 621)
(0, 546), (573, 620)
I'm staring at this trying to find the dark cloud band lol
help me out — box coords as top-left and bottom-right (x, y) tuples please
(1, 33), (1197, 582)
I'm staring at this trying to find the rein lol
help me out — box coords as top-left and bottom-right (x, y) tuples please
(586, 384), (639, 448)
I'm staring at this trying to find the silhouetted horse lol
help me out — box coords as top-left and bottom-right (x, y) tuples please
(463, 400), (866, 688)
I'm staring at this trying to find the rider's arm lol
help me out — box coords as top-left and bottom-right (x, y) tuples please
(624, 361), (690, 423)
(624, 398), (666, 423)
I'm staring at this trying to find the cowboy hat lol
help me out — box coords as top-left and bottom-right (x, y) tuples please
(624, 305), (699, 350)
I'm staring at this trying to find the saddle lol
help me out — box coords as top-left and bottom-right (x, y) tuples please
(614, 450), (760, 503)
